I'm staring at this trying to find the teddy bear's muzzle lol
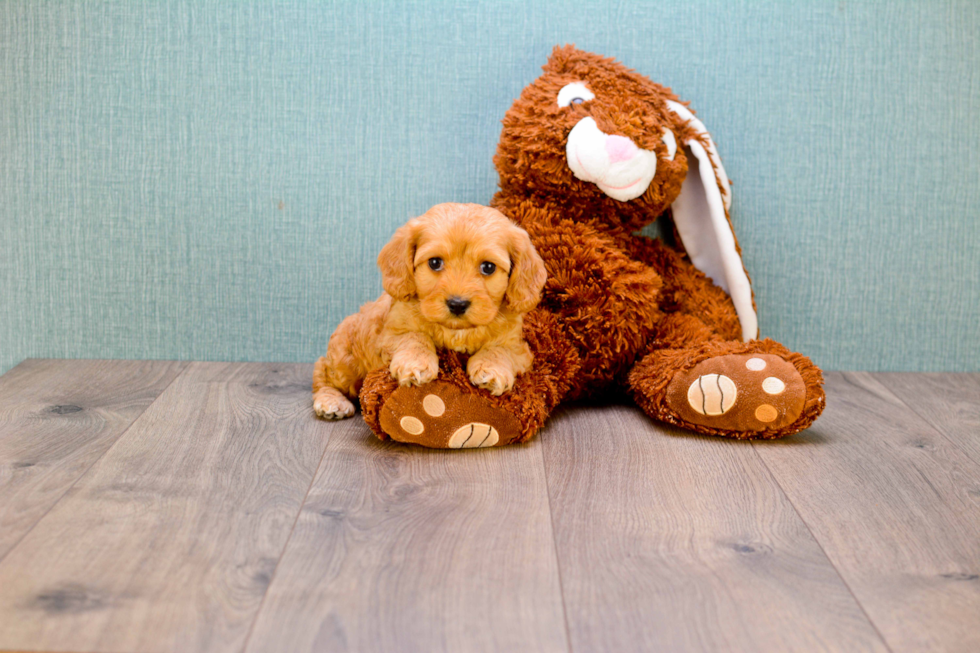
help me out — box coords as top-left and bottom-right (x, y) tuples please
(565, 116), (671, 202)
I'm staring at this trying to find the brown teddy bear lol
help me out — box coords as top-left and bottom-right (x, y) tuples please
(357, 45), (825, 448)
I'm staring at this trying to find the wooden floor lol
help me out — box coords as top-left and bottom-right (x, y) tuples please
(0, 360), (977, 653)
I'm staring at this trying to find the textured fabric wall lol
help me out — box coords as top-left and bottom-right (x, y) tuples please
(1, 0), (978, 375)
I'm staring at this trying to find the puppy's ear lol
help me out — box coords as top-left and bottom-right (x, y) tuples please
(504, 225), (547, 314)
(378, 218), (423, 301)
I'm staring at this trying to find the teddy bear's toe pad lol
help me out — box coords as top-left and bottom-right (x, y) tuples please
(379, 382), (520, 449)
(667, 354), (806, 432)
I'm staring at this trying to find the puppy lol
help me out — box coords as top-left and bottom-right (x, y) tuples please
(313, 203), (547, 419)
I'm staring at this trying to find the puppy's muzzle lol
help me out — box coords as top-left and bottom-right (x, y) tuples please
(446, 297), (471, 316)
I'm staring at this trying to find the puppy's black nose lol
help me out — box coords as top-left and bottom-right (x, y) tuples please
(446, 297), (471, 316)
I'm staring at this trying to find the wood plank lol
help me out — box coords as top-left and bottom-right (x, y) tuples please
(245, 419), (569, 653)
(753, 372), (980, 653)
(0, 358), (187, 561)
(540, 402), (887, 652)
(878, 372), (980, 466)
(0, 362), (330, 653)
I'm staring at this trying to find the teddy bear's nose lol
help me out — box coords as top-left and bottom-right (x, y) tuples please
(605, 135), (637, 164)
(446, 297), (471, 316)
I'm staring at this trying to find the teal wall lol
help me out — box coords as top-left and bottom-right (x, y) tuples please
(1, 0), (978, 375)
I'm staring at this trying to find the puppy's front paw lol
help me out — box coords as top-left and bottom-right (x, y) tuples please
(467, 359), (515, 396)
(314, 388), (355, 420)
(390, 351), (439, 387)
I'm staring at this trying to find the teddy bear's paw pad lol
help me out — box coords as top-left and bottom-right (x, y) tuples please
(448, 423), (500, 449)
(686, 374), (738, 416)
(667, 354), (806, 433)
(313, 388), (355, 420)
(379, 381), (521, 449)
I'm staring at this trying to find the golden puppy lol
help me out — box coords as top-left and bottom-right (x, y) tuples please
(312, 203), (547, 419)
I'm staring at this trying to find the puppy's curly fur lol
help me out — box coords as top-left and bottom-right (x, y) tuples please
(313, 203), (547, 419)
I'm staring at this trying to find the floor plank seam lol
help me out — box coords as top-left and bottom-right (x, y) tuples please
(879, 373), (980, 469)
(538, 432), (575, 653)
(748, 441), (896, 653)
(0, 361), (190, 569)
(239, 418), (336, 653)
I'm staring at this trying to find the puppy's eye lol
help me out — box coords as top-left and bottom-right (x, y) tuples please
(428, 257), (444, 271)
(480, 261), (496, 276)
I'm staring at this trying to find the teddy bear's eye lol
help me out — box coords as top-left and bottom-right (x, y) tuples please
(480, 261), (496, 276)
(557, 82), (595, 108)
(428, 257), (444, 271)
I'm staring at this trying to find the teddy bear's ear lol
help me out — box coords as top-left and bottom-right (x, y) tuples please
(666, 101), (758, 342)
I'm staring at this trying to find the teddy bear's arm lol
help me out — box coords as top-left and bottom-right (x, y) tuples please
(620, 232), (743, 342)
(524, 219), (662, 315)
(520, 218), (664, 384)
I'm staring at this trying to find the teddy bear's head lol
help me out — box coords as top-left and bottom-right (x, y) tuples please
(494, 45), (758, 342)
(494, 45), (724, 233)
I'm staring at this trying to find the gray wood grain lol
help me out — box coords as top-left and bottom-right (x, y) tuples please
(753, 372), (980, 653)
(0, 362), (330, 653)
(0, 358), (187, 561)
(540, 402), (887, 653)
(245, 418), (569, 653)
(878, 372), (980, 466)
(2, 362), (978, 653)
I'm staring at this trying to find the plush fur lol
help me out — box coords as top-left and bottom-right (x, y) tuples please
(313, 203), (546, 419)
(357, 46), (826, 447)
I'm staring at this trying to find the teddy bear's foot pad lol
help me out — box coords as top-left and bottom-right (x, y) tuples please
(666, 354), (806, 433)
(379, 382), (521, 449)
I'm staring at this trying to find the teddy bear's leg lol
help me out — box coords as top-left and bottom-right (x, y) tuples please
(624, 239), (824, 438)
(359, 310), (581, 448)
(628, 317), (825, 439)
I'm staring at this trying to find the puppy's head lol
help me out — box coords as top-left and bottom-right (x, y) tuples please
(378, 203), (546, 329)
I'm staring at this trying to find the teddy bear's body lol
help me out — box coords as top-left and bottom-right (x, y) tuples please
(358, 46), (825, 447)
(493, 193), (734, 394)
